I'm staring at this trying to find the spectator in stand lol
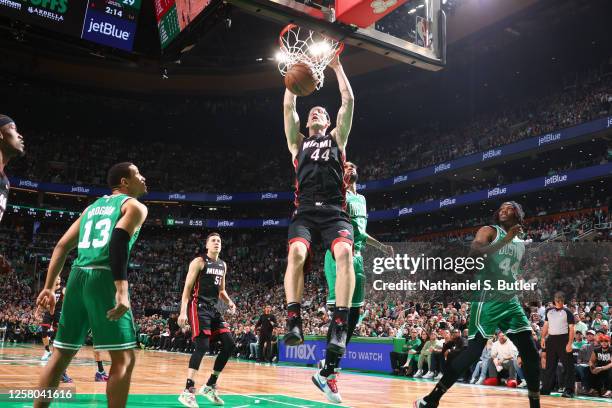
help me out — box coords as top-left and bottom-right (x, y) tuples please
(488, 332), (519, 386)
(470, 339), (493, 385)
(428, 330), (450, 380)
(414, 331), (436, 379)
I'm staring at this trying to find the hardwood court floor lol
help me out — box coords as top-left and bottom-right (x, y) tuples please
(1, 343), (611, 407)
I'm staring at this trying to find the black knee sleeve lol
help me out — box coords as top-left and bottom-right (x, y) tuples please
(507, 331), (540, 392)
(213, 333), (234, 373)
(188, 335), (210, 370)
(346, 307), (360, 344)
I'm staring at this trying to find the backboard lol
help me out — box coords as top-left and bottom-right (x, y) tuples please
(228, 0), (446, 71)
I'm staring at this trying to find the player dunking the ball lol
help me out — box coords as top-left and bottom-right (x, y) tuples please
(313, 161), (393, 402)
(415, 201), (540, 408)
(35, 162), (148, 408)
(283, 55), (355, 360)
(178, 232), (236, 408)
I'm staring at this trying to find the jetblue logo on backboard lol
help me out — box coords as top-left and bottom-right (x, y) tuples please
(18, 180), (39, 188)
(82, 9), (135, 51)
(216, 220), (234, 227)
(285, 344), (317, 360)
(482, 149), (502, 161)
(398, 207), (413, 216)
(168, 193), (186, 200)
(393, 175), (407, 184)
(607, 116), (612, 128)
(544, 174), (568, 187)
(487, 187), (507, 198)
(439, 198), (456, 208)
(538, 132), (561, 146)
(71, 186), (90, 193)
(261, 193), (278, 200)
(262, 219), (280, 226)
(356, 183), (366, 191)
(434, 163), (451, 174)
(216, 194), (233, 202)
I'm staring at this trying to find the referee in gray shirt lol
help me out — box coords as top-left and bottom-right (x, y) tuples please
(540, 291), (575, 397)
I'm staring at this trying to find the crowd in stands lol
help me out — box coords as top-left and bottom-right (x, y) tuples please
(1, 200), (611, 396)
(5, 69), (611, 193)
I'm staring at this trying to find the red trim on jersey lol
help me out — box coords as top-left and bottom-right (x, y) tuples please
(293, 157), (300, 208)
(40, 323), (51, 328)
(331, 237), (353, 254)
(288, 237), (312, 273)
(288, 237), (311, 251)
(189, 299), (199, 340)
(211, 328), (230, 339)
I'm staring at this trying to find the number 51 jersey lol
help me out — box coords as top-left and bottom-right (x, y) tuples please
(73, 194), (141, 269)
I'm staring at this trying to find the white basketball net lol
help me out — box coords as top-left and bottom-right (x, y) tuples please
(278, 24), (343, 90)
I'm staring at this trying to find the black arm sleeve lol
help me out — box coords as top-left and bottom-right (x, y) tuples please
(109, 228), (130, 281)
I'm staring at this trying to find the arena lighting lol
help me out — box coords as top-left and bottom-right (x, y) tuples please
(275, 51), (289, 62)
(408, 8), (417, 14)
(308, 41), (332, 57)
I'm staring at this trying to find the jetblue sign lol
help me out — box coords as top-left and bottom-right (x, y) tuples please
(82, 9), (135, 51)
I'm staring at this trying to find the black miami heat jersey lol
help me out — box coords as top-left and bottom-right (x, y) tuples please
(293, 133), (346, 209)
(0, 173), (9, 223)
(192, 255), (226, 305)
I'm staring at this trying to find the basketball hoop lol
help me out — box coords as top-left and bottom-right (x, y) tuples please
(277, 24), (344, 90)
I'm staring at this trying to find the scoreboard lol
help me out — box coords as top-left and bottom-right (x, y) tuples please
(154, 0), (216, 49)
(0, 0), (141, 51)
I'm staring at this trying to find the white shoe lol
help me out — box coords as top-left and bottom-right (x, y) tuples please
(312, 371), (342, 403)
(178, 389), (199, 408)
(517, 380), (527, 388)
(434, 373), (443, 380)
(476, 378), (485, 385)
(422, 371), (434, 379)
(413, 369), (423, 378)
(41, 351), (52, 361)
(199, 385), (224, 406)
(469, 378), (477, 384)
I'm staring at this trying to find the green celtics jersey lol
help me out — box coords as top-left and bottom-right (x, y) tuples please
(479, 225), (525, 301)
(347, 190), (368, 252)
(73, 194), (140, 268)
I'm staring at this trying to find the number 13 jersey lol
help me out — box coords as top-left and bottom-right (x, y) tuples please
(73, 194), (141, 269)
(294, 133), (347, 209)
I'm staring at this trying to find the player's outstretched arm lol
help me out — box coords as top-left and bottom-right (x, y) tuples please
(178, 257), (204, 327)
(219, 262), (236, 314)
(329, 56), (354, 150)
(283, 89), (303, 158)
(107, 199), (148, 321)
(36, 215), (82, 314)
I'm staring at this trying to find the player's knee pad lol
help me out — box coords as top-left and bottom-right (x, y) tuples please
(219, 333), (235, 354)
(188, 336), (210, 370)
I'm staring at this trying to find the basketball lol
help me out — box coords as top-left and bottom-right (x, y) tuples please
(284, 63), (317, 96)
